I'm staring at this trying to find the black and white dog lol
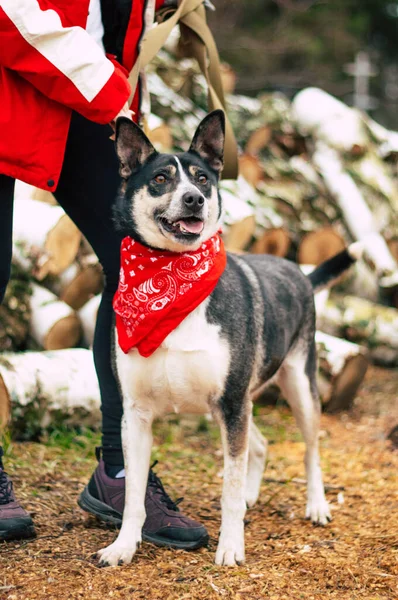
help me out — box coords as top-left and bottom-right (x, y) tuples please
(97, 111), (359, 567)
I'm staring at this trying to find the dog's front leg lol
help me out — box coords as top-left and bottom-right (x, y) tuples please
(97, 403), (153, 567)
(213, 404), (250, 567)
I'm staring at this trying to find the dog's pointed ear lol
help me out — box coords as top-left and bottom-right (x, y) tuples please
(189, 110), (225, 174)
(115, 117), (157, 179)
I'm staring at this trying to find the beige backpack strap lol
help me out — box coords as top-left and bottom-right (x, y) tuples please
(128, 0), (239, 179)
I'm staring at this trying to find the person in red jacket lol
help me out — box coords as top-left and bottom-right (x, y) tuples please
(0, 0), (208, 550)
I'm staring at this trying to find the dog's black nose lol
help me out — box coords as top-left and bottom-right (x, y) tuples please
(182, 192), (205, 212)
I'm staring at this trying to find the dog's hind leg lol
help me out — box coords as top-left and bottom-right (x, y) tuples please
(212, 400), (251, 567)
(278, 343), (331, 525)
(245, 417), (267, 508)
(97, 401), (154, 566)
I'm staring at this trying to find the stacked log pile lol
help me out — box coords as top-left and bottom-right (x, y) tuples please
(1, 39), (398, 435)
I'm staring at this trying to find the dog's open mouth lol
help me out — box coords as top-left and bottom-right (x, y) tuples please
(158, 216), (205, 237)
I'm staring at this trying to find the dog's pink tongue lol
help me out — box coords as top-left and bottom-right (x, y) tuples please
(177, 220), (204, 234)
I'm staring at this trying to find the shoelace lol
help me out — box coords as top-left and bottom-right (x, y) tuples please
(0, 469), (13, 505)
(149, 461), (184, 511)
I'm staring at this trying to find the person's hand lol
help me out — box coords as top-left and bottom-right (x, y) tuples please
(109, 102), (134, 140)
(163, 0), (215, 9)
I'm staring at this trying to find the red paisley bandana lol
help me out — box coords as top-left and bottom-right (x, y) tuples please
(113, 234), (227, 357)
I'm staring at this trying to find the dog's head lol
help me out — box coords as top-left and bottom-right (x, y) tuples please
(113, 110), (225, 252)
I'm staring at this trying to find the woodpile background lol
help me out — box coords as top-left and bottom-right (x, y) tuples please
(1, 38), (397, 437)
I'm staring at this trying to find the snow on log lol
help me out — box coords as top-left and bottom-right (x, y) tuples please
(30, 283), (81, 350)
(220, 176), (296, 255)
(220, 177), (258, 251)
(362, 113), (398, 159)
(292, 87), (368, 153)
(14, 180), (57, 205)
(0, 349), (100, 434)
(315, 331), (368, 413)
(319, 294), (398, 367)
(313, 142), (397, 275)
(300, 248), (380, 304)
(78, 294), (101, 348)
(45, 255), (104, 310)
(12, 198), (81, 280)
(334, 260), (380, 304)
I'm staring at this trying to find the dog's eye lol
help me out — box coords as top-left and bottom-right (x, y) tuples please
(198, 174), (208, 185)
(154, 174), (166, 184)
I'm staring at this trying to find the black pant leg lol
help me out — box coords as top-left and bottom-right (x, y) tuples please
(53, 112), (124, 465)
(0, 176), (15, 304)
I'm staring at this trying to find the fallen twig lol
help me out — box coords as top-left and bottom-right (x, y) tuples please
(264, 477), (345, 491)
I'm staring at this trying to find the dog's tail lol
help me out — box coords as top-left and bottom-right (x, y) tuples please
(307, 242), (363, 293)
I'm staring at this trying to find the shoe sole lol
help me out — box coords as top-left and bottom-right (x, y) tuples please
(0, 523), (36, 542)
(78, 487), (209, 550)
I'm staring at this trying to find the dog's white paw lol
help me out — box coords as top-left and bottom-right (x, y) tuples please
(215, 536), (245, 567)
(97, 540), (140, 567)
(305, 496), (332, 526)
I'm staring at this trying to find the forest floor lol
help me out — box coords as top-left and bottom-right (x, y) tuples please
(0, 365), (397, 600)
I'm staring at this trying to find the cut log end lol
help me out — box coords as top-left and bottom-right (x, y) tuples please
(31, 188), (57, 205)
(45, 215), (81, 277)
(298, 227), (346, 265)
(251, 227), (291, 257)
(387, 238), (398, 263)
(238, 154), (264, 187)
(147, 123), (173, 153)
(324, 354), (369, 413)
(245, 126), (272, 156)
(223, 215), (256, 252)
(45, 314), (82, 350)
(0, 374), (10, 431)
(60, 264), (104, 310)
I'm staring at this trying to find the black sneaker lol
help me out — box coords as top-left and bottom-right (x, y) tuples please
(78, 451), (208, 550)
(0, 447), (35, 541)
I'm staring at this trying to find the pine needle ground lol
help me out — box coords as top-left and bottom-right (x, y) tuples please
(1, 365), (397, 600)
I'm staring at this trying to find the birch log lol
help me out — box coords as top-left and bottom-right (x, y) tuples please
(292, 87), (368, 153)
(13, 198), (81, 280)
(319, 294), (398, 366)
(30, 283), (81, 350)
(251, 331), (368, 412)
(313, 142), (398, 275)
(14, 180), (57, 205)
(362, 113), (398, 159)
(46, 255), (104, 310)
(78, 294), (101, 348)
(0, 349), (101, 434)
(334, 260), (380, 304)
(220, 177), (258, 251)
(316, 331), (368, 412)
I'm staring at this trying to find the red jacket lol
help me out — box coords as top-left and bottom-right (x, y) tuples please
(0, 0), (164, 191)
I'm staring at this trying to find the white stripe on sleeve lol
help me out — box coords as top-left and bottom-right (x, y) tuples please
(1, 0), (113, 102)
